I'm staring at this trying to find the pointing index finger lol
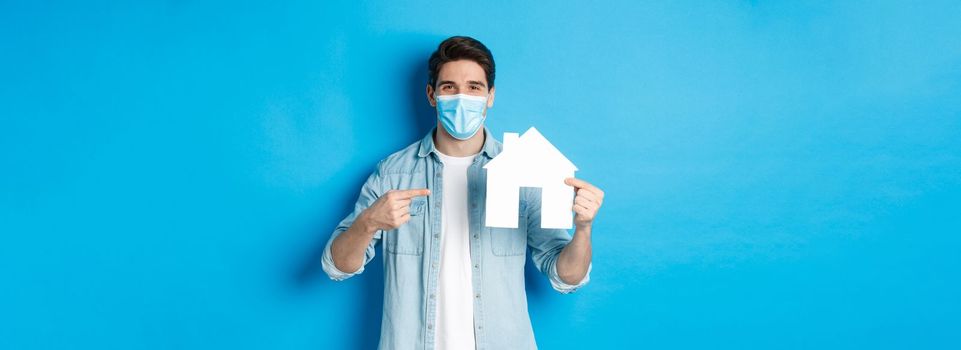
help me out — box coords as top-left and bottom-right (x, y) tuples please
(395, 188), (431, 199)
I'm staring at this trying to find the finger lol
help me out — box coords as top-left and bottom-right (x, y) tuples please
(392, 198), (411, 209)
(392, 212), (410, 227)
(575, 195), (595, 208)
(574, 180), (604, 202)
(565, 177), (601, 193)
(394, 188), (431, 199)
(575, 189), (600, 204)
(572, 203), (593, 216)
(394, 206), (410, 217)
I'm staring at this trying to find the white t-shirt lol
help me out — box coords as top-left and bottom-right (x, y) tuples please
(434, 150), (478, 350)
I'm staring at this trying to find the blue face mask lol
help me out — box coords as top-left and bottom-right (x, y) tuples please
(435, 93), (489, 140)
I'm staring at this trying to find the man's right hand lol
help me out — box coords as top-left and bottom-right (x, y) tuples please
(359, 188), (431, 234)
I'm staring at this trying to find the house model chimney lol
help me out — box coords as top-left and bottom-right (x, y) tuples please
(503, 132), (519, 150)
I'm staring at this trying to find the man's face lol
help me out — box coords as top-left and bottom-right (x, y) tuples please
(427, 59), (496, 115)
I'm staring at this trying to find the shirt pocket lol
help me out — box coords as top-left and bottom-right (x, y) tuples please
(387, 197), (426, 255)
(489, 202), (529, 257)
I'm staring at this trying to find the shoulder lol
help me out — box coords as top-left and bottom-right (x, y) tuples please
(375, 139), (425, 176)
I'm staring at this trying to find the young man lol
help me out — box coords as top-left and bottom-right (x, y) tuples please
(322, 36), (604, 350)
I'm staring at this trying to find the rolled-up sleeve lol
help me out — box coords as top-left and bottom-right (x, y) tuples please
(322, 239), (366, 281)
(549, 261), (592, 293)
(320, 165), (385, 281)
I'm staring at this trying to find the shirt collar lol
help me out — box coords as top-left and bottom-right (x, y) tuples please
(417, 125), (498, 159)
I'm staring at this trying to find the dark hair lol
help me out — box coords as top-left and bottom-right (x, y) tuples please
(427, 36), (495, 90)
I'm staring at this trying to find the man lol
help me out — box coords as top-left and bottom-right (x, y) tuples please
(322, 36), (604, 350)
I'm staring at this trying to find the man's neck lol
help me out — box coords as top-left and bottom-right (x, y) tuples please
(434, 124), (485, 157)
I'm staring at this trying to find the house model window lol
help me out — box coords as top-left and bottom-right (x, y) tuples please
(484, 127), (577, 229)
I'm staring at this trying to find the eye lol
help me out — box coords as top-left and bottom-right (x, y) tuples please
(470, 85), (481, 91)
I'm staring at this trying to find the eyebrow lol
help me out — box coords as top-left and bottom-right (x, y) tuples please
(437, 80), (487, 88)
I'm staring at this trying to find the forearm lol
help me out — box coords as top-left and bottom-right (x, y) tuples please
(330, 212), (377, 274)
(556, 225), (593, 285)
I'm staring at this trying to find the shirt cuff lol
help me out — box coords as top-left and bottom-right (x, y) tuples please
(549, 261), (592, 294)
(321, 240), (363, 281)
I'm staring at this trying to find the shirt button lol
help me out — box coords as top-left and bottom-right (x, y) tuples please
(478, 325), (483, 330)
(473, 234), (478, 239)
(474, 264), (479, 269)
(475, 294), (481, 299)
(434, 234), (439, 238)
(428, 324), (433, 329)
(430, 293), (435, 299)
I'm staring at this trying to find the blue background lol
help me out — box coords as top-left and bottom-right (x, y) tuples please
(2, 1), (960, 349)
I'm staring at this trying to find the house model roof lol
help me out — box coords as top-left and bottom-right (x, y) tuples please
(484, 127), (578, 171)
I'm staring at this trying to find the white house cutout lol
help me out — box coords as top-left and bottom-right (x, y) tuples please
(484, 127), (578, 229)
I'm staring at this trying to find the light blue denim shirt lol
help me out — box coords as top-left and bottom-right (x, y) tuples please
(322, 125), (592, 350)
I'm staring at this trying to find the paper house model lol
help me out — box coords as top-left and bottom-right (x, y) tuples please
(484, 127), (577, 229)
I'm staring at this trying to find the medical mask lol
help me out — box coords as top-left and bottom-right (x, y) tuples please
(435, 93), (488, 140)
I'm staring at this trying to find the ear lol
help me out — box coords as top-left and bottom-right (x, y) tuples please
(426, 84), (436, 107)
(487, 86), (496, 108)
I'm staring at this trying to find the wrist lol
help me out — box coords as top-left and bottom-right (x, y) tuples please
(356, 211), (378, 236)
(574, 223), (593, 235)
(574, 222), (591, 233)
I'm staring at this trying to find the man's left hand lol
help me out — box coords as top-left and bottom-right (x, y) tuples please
(564, 177), (604, 229)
